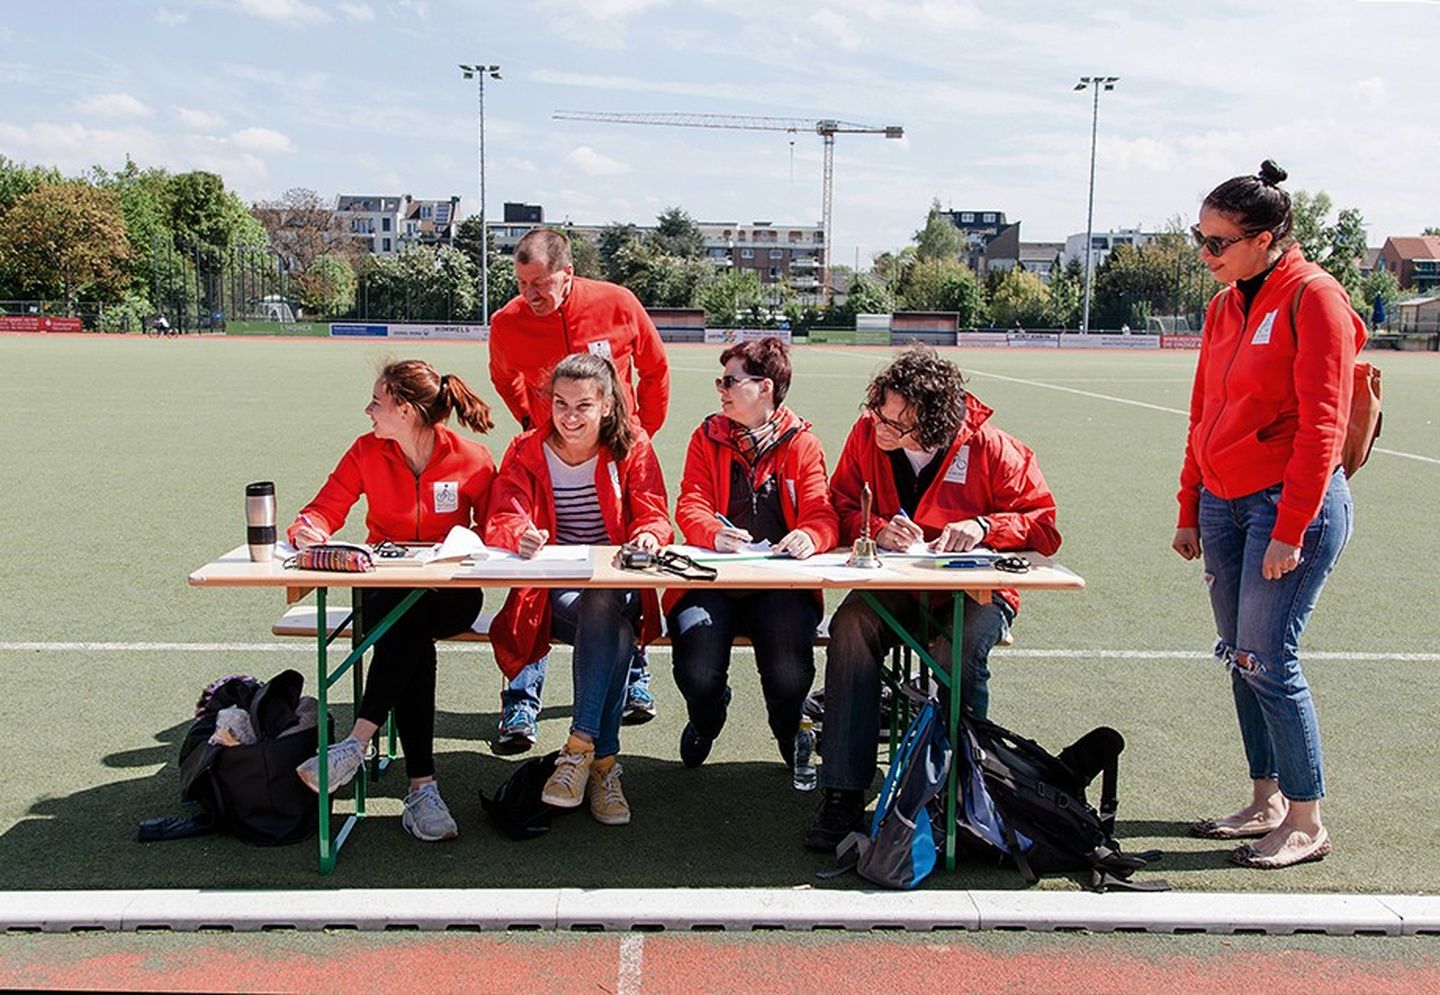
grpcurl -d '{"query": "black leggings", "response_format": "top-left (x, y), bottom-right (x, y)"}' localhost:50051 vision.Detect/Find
top-left (357, 587), bottom-right (483, 780)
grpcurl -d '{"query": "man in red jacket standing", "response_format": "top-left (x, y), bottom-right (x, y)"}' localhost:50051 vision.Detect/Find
top-left (805, 346), bottom-right (1062, 852)
top-left (488, 228), bottom-right (672, 748)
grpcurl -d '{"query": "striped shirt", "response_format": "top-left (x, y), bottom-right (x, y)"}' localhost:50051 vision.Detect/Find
top-left (544, 446), bottom-right (608, 545)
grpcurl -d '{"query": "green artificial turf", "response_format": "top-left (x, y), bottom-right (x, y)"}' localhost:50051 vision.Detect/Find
top-left (0, 335), bottom-right (1436, 893)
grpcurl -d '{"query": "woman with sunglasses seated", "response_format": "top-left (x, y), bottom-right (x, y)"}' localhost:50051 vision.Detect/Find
top-left (1175, 161), bottom-right (1363, 870)
top-left (486, 353), bottom-right (672, 826)
top-left (289, 359), bottom-right (496, 843)
top-left (805, 345), bottom-right (1061, 853)
top-left (667, 337), bottom-right (839, 770)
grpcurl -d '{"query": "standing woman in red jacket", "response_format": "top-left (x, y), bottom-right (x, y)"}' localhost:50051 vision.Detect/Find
top-left (486, 353), bottom-right (673, 826)
top-left (1176, 161), bottom-right (1363, 869)
top-left (289, 360), bottom-right (496, 843)
top-left (668, 337), bottom-right (839, 769)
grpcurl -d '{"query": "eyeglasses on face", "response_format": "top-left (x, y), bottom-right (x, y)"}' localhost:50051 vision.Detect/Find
top-left (1189, 224), bottom-right (1263, 257)
top-left (869, 407), bottom-right (917, 438)
top-left (715, 375), bottom-right (765, 390)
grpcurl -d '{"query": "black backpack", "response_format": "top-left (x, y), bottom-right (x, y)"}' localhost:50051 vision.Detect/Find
top-left (174, 670), bottom-right (330, 846)
top-left (480, 751), bottom-right (566, 840)
top-left (957, 715), bottom-right (1168, 892)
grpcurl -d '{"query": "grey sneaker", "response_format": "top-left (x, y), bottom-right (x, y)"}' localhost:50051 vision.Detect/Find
top-left (295, 736), bottom-right (365, 795)
top-left (402, 782), bottom-right (459, 842)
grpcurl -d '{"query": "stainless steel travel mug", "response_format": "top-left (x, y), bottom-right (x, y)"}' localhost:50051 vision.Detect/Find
top-left (246, 481), bottom-right (277, 562)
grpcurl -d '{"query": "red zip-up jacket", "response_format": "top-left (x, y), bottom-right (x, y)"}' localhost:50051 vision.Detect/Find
top-left (483, 426), bottom-right (674, 677)
top-left (287, 424), bottom-right (495, 545)
top-left (1177, 246), bottom-right (1366, 546)
top-left (488, 277), bottom-right (670, 437)
top-left (666, 407), bottom-right (839, 616)
top-left (830, 394), bottom-right (1061, 613)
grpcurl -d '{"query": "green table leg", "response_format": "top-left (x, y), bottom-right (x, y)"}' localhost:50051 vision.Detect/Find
top-left (946, 593), bottom-right (964, 872)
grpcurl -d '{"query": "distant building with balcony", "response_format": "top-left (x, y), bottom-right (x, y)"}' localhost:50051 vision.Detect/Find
top-left (1062, 227), bottom-right (1158, 271)
top-left (1377, 236), bottom-right (1440, 291)
top-left (944, 209), bottom-right (1020, 274)
top-left (335, 194), bottom-right (462, 255)
top-left (1017, 242), bottom-right (1066, 282)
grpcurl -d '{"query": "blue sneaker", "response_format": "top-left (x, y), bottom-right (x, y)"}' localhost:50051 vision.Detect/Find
top-left (496, 702), bottom-right (538, 754)
top-left (622, 681), bottom-right (657, 725)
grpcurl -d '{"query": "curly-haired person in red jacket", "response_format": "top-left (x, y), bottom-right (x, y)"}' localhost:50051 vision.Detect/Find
top-left (289, 360), bottom-right (497, 843)
top-left (667, 337), bottom-right (839, 771)
top-left (805, 346), bottom-right (1061, 852)
top-left (1176, 161), bottom-right (1364, 870)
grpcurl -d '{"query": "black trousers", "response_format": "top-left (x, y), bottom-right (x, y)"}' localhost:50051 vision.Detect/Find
top-left (357, 587), bottom-right (484, 780)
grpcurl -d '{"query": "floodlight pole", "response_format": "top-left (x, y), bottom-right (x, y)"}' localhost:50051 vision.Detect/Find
top-left (1075, 75), bottom-right (1118, 332)
top-left (461, 63), bottom-right (501, 326)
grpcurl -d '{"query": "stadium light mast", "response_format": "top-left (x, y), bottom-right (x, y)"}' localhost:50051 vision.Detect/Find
top-left (1074, 75), bottom-right (1118, 332)
top-left (460, 63), bottom-right (501, 325)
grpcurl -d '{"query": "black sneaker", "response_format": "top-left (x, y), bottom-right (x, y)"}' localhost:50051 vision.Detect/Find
top-left (804, 788), bottom-right (867, 852)
top-left (679, 722), bottom-right (714, 768)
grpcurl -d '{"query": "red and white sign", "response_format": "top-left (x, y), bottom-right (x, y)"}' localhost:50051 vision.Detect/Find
top-left (1161, 334), bottom-right (1203, 350)
top-left (703, 327), bottom-right (793, 345)
top-left (0, 315), bottom-right (83, 332)
top-left (1058, 333), bottom-right (1161, 350)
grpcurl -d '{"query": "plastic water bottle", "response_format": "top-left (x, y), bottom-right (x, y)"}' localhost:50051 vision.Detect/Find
top-left (793, 716), bottom-right (818, 791)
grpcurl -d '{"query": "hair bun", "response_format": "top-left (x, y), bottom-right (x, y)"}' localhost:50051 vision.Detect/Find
top-left (1257, 159), bottom-right (1288, 186)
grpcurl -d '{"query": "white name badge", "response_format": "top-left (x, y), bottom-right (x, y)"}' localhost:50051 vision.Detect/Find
top-left (608, 462), bottom-right (622, 501)
top-left (587, 339), bottom-right (613, 360)
top-left (433, 481), bottom-right (459, 513)
top-left (1251, 310), bottom-right (1277, 346)
top-left (944, 445), bottom-right (971, 485)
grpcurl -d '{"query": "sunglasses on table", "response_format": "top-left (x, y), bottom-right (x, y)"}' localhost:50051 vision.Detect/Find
top-left (1189, 225), bottom-right (1265, 257)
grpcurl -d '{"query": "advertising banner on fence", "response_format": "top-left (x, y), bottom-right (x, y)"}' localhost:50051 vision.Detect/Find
top-left (330, 323), bottom-right (389, 338)
top-left (0, 315), bottom-right (84, 332)
top-left (702, 327), bottom-right (793, 345)
top-left (1161, 334), bottom-right (1204, 350)
top-left (1006, 331), bottom-right (1061, 348)
top-left (1058, 333), bottom-right (1161, 350)
top-left (388, 323), bottom-right (489, 341)
top-left (954, 332), bottom-right (1010, 347)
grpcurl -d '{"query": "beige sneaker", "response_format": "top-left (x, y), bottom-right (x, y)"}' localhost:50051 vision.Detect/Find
top-left (586, 760), bottom-right (631, 826)
top-left (542, 747), bottom-right (592, 808)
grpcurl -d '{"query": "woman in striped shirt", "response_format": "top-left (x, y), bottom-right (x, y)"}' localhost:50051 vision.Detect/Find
top-left (486, 353), bottom-right (673, 825)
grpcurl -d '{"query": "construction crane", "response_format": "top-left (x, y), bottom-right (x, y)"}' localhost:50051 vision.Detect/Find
top-left (552, 110), bottom-right (904, 303)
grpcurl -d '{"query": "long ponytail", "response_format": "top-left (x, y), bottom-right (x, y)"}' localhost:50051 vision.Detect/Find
top-left (378, 359), bottom-right (493, 434)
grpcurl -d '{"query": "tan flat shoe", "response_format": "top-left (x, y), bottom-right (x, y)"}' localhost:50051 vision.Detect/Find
top-left (1189, 814), bottom-right (1281, 840)
top-left (1230, 828), bottom-right (1332, 869)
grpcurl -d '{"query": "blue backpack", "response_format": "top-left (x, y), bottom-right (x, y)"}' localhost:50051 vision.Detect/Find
top-left (829, 693), bottom-right (951, 890)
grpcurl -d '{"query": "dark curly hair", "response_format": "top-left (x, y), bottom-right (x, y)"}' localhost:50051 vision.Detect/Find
top-left (864, 345), bottom-right (967, 451)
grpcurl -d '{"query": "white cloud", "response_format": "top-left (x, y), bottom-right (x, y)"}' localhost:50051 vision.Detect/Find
top-left (176, 107), bottom-right (224, 129)
top-left (232, 0), bottom-right (329, 25)
top-left (231, 127), bottom-right (295, 153)
top-left (75, 92), bottom-right (153, 118)
top-left (566, 145), bottom-right (629, 176)
top-left (337, 1), bottom-right (374, 20)
top-left (154, 8), bottom-right (189, 26)
top-left (395, 0), bottom-right (429, 18)
top-left (1354, 76), bottom-right (1388, 109)
top-left (809, 10), bottom-right (862, 50)
top-left (564, 0), bottom-right (668, 16)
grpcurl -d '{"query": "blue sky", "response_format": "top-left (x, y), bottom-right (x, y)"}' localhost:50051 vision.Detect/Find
top-left (1, 0), bottom-right (1434, 264)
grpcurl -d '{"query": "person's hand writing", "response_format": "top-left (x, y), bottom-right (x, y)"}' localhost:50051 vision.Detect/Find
top-left (1172, 527), bottom-right (1201, 560)
top-left (518, 526), bottom-right (549, 558)
top-left (714, 526), bottom-right (753, 553)
top-left (290, 516), bottom-right (330, 550)
top-left (774, 528), bottom-right (816, 559)
top-left (1261, 538), bottom-right (1301, 580)
top-left (876, 514), bottom-right (924, 551)
top-left (932, 518), bottom-right (987, 553)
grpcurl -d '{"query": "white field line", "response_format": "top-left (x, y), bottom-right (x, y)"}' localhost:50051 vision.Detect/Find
top-left (810, 348), bottom-right (1439, 466)
top-left (0, 642), bottom-right (1435, 661)
top-left (617, 933), bottom-right (644, 995)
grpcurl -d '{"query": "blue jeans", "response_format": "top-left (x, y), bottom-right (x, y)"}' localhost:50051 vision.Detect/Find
top-left (545, 587), bottom-right (641, 758)
top-left (1198, 470), bottom-right (1353, 802)
top-left (819, 589), bottom-right (1013, 792)
top-left (502, 646), bottom-right (649, 715)
top-left (668, 589), bottom-right (822, 745)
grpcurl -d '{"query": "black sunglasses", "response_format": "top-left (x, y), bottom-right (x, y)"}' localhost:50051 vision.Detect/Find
top-left (715, 375), bottom-right (765, 390)
top-left (1189, 224), bottom-right (1264, 257)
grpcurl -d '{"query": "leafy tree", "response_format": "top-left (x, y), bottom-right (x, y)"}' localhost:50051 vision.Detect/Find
top-left (989, 267), bottom-right (1051, 328)
top-left (598, 222), bottom-right (643, 283)
top-left (913, 199), bottom-right (962, 261)
top-left (1047, 256), bottom-right (1083, 329)
top-left (699, 269), bottom-right (764, 326)
top-left (0, 181), bottom-right (132, 306)
top-left (362, 245), bottom-right (477, 321)
top-left (89, 157), bottom-right (172, 303)
top-left (252, 188), bottom-right (359, 273)
top-left (1423, 226), bottom-right (1440, 237)
top-left (647, 207), bottom-right (704, 259)
top-left (567, 229), bottom-right (602, 278)
top-left (1358, 268), bottom-right (1401, 327)
top-left (297, 253), bottom-right (357, 316)
top-left (486, 253), bottom-right (517, 319)
top-left (0, 155), bottom-right (61, 214)
top-left (897, 257), bottom-right (986, 326)
top-left (836, 274), bottom-right (894, 326)
top-left (1091, 243), bottom-right (1177, 330)
top-left (1289, 190), bottom-right (1367, 304)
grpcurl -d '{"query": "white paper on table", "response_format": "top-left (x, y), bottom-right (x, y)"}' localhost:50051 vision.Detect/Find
top-left (668, 540), bottom-right (774, 560)
top-left (748, 551), bottom-right (908, 583)
top-left (430, 526), bottom-right (489, 563)
top-left (453, 544), bottom-right (593, 579)
top-left (893, 541), bottom-right (1003, 560)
